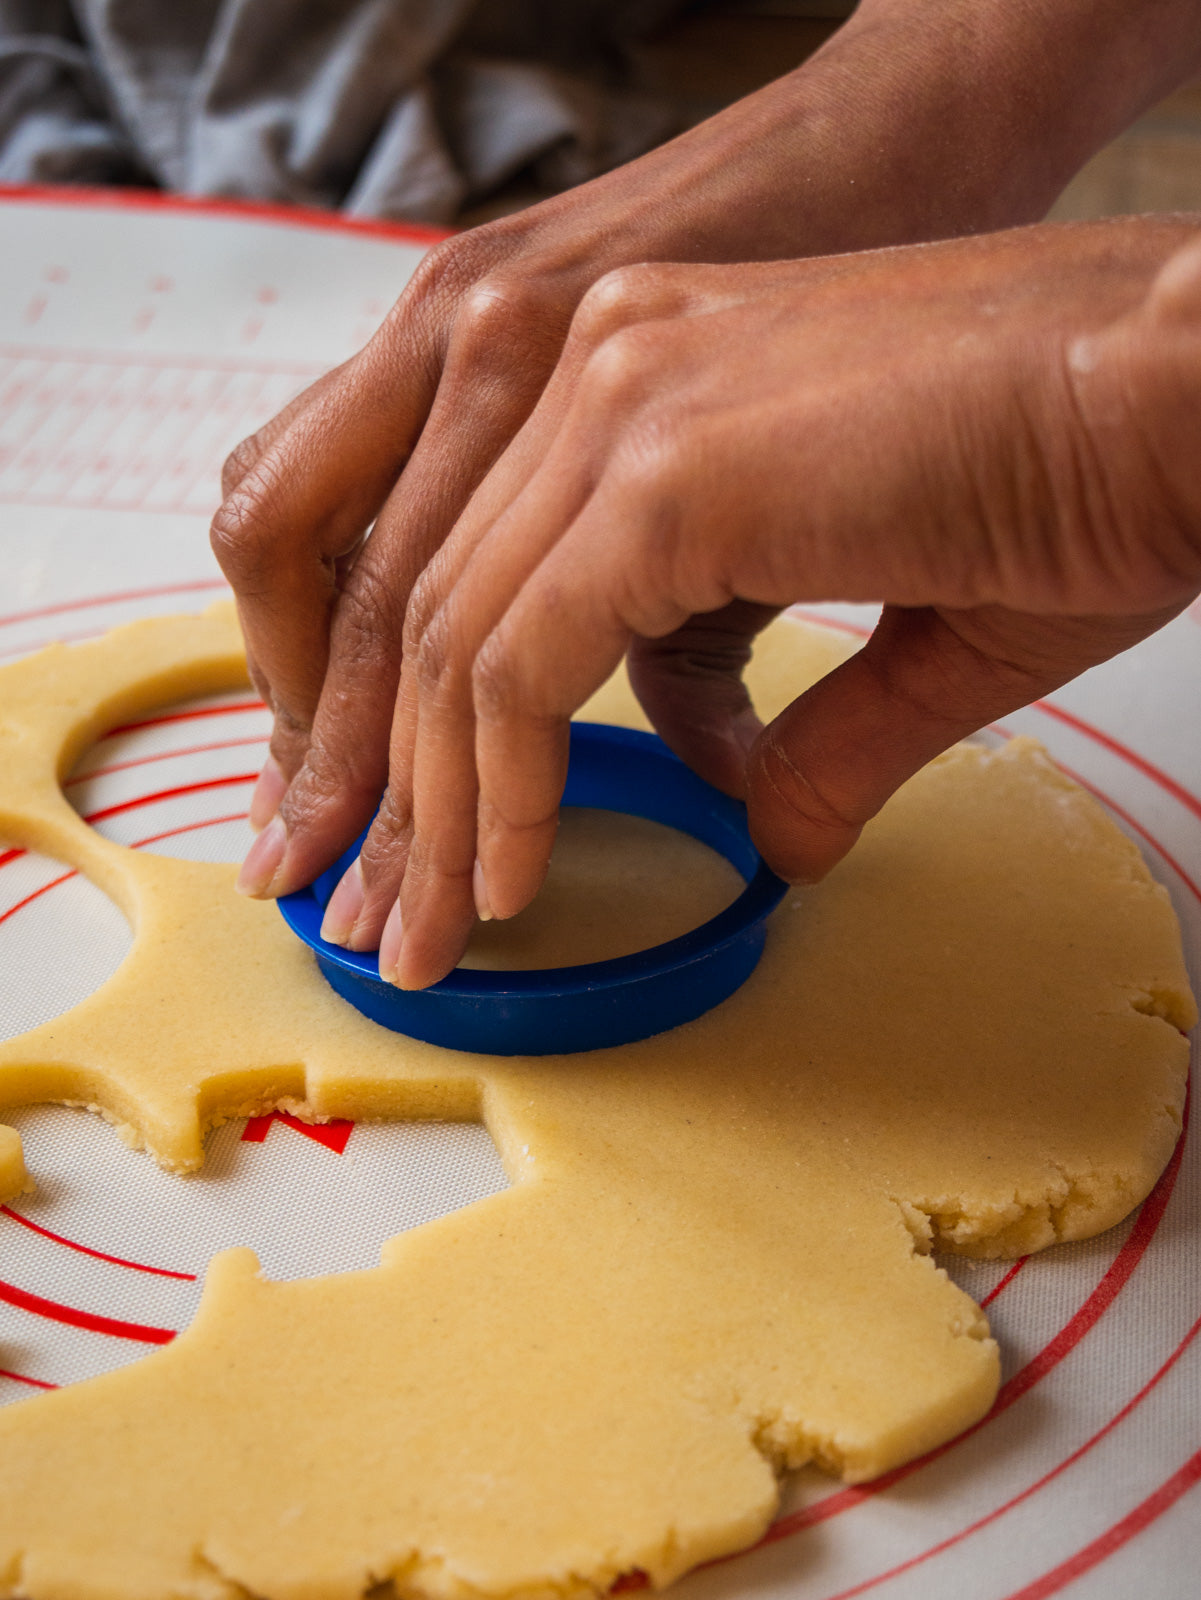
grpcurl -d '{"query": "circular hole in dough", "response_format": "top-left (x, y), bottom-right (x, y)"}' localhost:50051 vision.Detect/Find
top-left (65, 690), bottom-right (270, 862)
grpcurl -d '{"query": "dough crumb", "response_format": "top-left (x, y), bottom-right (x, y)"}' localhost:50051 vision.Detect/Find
top-left (0, 1124), bottom-right (31, 1203)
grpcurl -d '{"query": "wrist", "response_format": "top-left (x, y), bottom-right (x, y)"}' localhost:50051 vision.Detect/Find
top-left (525, 0), bottom-right (1201, 266)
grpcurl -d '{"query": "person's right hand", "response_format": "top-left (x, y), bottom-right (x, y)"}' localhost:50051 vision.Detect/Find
top-left (350, 217), bottom-right (1201, 988)
top-left (211, 0), bottom-right (1201, 907)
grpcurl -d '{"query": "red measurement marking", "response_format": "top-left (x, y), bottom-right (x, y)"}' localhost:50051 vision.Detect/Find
top-left (1001, 1446), bottom-right (1201, 1600)
top-left (83, 772), bottom-right (258, 826)
top-left (0, 1278), bottom-right (175, 1345)
top-left (763, 1104), bottom-right (1189, 1540)
top-left (22, 294), bottom-right (47, 326)
top-left (980, 1256), bottom-right (1029, 1309)
top-left (54, 363), bottom-right (147, 501)
top-left (0, 342), bottom-right (323, 378)
top-left (129, 810), bottom-right (247, 851)
top-left (1, 1205), bottom-right (195, 1280)
top-left (242, 1111), bottom-right (354, 1155)
top-left (66, 736), bottom-right (267, 786)
top-left (0, 181), bottom-right (451, 247)
top-left (0, 576), bottom-right (227, 631)
top-left (1052, 758), bottom-right (1201, 904)
top-left (0, 625), bottom-right (110, 660)
top-left (0, 1367), bottom-right (58, 1391)
top-left (0, 867), bottom-right (76, 925)
top-left (2, 801), bottom-right (253, 921)
top-left (1, 801), bottom-right (252, 926)
top-left (1033, 699), bottom-right (1201, 826)
top-left (605, 1114), bottom-right (1196, 1598)
top-left (106, 699), bottom-right (263, 736)
top-left (808, 1312), bottom-right (1201, 1600)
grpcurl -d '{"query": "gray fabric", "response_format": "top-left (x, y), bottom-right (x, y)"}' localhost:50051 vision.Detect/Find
top-left (0, 0), bottom-right (685, 221)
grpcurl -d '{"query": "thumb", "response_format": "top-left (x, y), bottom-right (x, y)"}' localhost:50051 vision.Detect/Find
top-left (745, 605), bottom-right (1126, 884)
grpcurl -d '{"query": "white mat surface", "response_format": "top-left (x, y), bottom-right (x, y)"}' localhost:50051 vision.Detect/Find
top-left (0, 187), bottom-right (1198, 1600)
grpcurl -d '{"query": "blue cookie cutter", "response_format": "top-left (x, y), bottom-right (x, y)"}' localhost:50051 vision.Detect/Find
top-left (278, 722), bottom-right (788, 1056)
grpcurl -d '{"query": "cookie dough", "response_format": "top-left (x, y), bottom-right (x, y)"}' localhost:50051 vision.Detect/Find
top-left (0, 1123), bottom-right (30, 1204)
top-left (460, 807), bottom-right (742, 969)
top-left (0, 606), bottom-right (1193, 1600)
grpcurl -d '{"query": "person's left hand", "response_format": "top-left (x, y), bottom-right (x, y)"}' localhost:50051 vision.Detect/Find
top-left (316, 219), bottom-right (1201, 989)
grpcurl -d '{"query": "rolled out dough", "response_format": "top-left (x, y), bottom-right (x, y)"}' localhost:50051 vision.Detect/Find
top-left (0, 605), bottom-right (1193, 1600)
top-left (459, 807), bottom-right (742, 970)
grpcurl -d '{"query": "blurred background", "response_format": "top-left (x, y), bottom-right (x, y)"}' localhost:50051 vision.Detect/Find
top-left (2, 0), bottom-right (1199, 231)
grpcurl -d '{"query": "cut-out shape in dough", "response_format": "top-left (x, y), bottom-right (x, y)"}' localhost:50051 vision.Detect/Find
top-left (0, 605), bottom-right (1193, 1600)
top-left (64, 688), bottom-right (269, 864)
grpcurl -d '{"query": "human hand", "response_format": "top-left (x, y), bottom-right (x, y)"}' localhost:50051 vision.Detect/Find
top-left (211, 0), bottom-right (1201, 913)
top-left (342, 218), bottom-right (1201, 987)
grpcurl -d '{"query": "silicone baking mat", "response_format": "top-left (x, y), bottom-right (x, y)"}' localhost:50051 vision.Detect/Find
top-left (0, 188), bottom-right (1198, 1600)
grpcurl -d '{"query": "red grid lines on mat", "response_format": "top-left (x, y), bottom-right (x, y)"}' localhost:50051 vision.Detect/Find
top-left (0, 348), bottom-right (321, 516)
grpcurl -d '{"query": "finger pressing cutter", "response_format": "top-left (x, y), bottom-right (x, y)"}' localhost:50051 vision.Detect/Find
top-left (279, 723), bottom-right (788, 1056)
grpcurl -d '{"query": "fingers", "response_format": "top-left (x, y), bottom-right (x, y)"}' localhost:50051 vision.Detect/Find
top-left (626, 601), bottom-right (780, 798)
top-left (470, 479), bottom-right (716, 932)
top-left (744, 603), bottom-right (1161, 883)
top-left (213, 338), bottom-right (439, 821)
top-left (255, 271), bottom-right (589, 909)
top-left (365, 412), bottom-right (607, 987)
top-left (314, 266), bottom-right (727, 975)
top-left (219, 363), bottom-right (349, 501)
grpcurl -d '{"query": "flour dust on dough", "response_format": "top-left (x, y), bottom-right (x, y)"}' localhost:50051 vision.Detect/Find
top-left (0, 605), bottom-right (1193, 1600)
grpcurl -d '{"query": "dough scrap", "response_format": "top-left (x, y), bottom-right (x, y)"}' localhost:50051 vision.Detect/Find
top-left (0, 1123), bottom-right (30, 1203)
top-left (0, 605), bottom-right (1193, 1600)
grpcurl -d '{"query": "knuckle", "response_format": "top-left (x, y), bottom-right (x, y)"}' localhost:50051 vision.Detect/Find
top-left (458, 274), bottom-right (545, 350)
top-left (333, 564), bottom-right (406, 668)
top-left (754, 732), bottom-right (864, 837)
top-left (413, 607), bottom-right (456, 695)
top-left (471, 634), bottom-right (517, 723)
top-left (269, 701), bottom-right (313, 751)
top-left (208, 491), bottom-right (270, 587)
top-left (401, 234), bottom-right (488, 306)
top-left (360, 786), bottom-right (412, 870)
top-left (208, 457), bottom-right (290, 590)
top-left (574, 264), bottom-right (665, 344)
top-left (402, 570), bottom-right (444, 658)
top-left (282, 740), bottom-right (353, 816)
top-left (584, 322), bottom-right (664, 408)
top-left (220, 432), bottom-right (264, 497)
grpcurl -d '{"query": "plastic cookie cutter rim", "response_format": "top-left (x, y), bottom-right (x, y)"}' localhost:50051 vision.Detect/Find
top-left (279, 722), bottom-right (789, 1055)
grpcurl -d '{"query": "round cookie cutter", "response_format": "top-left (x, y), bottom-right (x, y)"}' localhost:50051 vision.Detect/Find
top-left (279, 723), bottom-right (788, 1056)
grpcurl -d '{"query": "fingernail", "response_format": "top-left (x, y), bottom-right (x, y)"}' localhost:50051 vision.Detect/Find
top-left (236, 815), bottom-right (286, 897)
top-left (320, 857), bottom-right (364, 946)
top-left (472, 859), bottom-right (493, 921)
top-left (248, 756), bottom-right (287, 831)
top-left (378, 900), bottom-right (404, 984)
